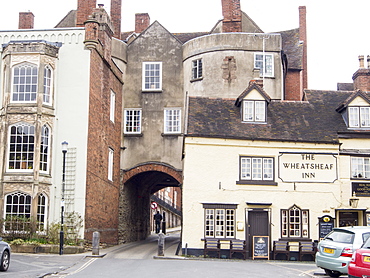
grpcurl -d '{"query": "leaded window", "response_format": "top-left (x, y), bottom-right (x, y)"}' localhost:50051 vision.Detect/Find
top-left (43, 66), bottom-right (52, 104)
top-left (12, 63), bottom-right (38, 102)
top-left (40, 125), bottom-right (50, 173)
top-left (204, 205), bottom-right (236, 238)
top-left (37, 193), bottom-right (47, 231)
top-left (8, 123), bottom-right (35, 171)
top-left (281, 205), bottom-right (309, 238)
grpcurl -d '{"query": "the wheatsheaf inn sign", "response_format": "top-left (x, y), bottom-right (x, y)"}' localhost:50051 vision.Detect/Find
top-left (278, 152), bottom-right (338, 183)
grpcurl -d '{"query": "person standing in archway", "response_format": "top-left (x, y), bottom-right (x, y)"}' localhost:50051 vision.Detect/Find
top-left (154, 211), bottom-right (162, 233)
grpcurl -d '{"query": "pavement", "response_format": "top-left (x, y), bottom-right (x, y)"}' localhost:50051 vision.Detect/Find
top-left (6, 227), bottom-right (334, 278)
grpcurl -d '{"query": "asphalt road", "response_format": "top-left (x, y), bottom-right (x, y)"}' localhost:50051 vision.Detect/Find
top-left (2, 230), bottom-right (348, 278)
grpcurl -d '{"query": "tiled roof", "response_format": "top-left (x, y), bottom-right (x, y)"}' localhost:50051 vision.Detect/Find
top-left (280, 28), bottom-right (303, 70)
top-left (187, 90), bottom-right (366, 143)
top-left (172, 32), bottom-right (210, 44)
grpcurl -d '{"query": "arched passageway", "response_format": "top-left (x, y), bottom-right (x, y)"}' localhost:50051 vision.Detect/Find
top-left (119, 162), bottom-right (182, 243)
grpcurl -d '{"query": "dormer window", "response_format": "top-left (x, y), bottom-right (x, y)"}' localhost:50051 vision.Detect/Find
top-left (349, 106), bottom-right (370, 128)
top-left (243, 100), bottom-right (266, 122)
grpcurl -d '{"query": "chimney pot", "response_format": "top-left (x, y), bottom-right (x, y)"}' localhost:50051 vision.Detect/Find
top-left (359, 55), bottom-right (365, 68)
top-left (98, 3), bottom-right (104, 8)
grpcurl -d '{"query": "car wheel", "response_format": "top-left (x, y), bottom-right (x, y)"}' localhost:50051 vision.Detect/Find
top-left (324, 269), bottom-right (342, 277)
top-left (0, 250), bottom-right (10, 271)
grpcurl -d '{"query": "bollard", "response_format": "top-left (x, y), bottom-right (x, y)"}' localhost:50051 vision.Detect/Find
top-left (158, 233), bottom-right (165, 256)
top-left (92, 231), bottom-right (100, 256)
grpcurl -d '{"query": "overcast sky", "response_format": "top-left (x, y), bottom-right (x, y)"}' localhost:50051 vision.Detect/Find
top-left (1, 0), bottom-right (369, 90)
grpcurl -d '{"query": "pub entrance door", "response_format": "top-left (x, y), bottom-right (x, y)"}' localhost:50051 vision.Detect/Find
top-left (246, 208), bottom-right (270, 259)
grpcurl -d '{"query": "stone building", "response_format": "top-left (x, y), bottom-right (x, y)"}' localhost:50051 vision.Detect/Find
top-left (0, 0), bottom-right (311, 245)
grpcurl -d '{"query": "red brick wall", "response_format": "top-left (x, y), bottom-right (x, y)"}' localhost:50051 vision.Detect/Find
top-left (221, 0), bottom-right (242, 32)
top-left (76, 0), bottom-right (96, 27)
top-left (135, 13), bottom-right (150, 33)
top-left (18, 12), bottom-right (34, 29)
top-left (84, 18), bottom-right (123, 244)
top-left (285, 70), bottom-right (303, 101)
top-left (110, 0), bottom-right (122, 39)
top-left (353, 69), bottom-right (370, 91)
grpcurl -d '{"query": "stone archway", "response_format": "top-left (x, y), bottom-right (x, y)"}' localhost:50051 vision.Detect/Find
top-left (119, 162), bottom-right (182, 243)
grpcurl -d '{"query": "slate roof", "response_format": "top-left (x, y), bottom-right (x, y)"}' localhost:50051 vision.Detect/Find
top-left (187, 90), bottom-right (370, 144)
top-left (280, 28), bottom-right (303, 70)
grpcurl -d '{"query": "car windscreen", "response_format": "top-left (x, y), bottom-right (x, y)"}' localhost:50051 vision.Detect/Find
top-left (363, 233), bottom-right (370, 248)
top-left (324, 230), bottom-right (354, 244)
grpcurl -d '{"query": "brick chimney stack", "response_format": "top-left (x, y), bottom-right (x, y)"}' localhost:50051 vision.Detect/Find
top-left (18, 12), bottom-right (34, 29)
top-left (353, 55), bottom-right (370, 91)
top-left (77, 0), bottom-right (97, 27)
top-left (299, 6), bottom-right (308, 91)
top-left (135, 13), bottom-right (150, 33)
top-left (110, 0), bottom-right (122, 39)
top-left (221, 0), bottom-right (242, 33)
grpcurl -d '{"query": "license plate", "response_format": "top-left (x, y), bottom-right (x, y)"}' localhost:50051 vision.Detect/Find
top-left (364, 256), bottom-right (370, 262)
top-left (323, 247), bottom-right (335, 254)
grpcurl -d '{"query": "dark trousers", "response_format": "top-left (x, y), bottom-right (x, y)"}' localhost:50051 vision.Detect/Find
top-left (155, 221), bottom-right (161, 233)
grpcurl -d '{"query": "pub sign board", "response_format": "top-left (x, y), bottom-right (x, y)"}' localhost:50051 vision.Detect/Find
top-left (318, 215), bottom-right (335, 240)
top-left (278, 152), bottom-right (338, 183)
top-left (352, 182), bottom-right (370, 197)
top-left (253, 236), bottom-right (269, 260)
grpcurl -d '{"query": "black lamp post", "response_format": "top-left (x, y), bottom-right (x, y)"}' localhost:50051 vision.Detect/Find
top-left (60, 141), bottom-right (68, 255)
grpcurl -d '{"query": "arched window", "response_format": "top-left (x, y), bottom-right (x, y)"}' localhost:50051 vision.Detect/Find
top-left (40, 125), bottom-right (50, 173)
top-left (43, 66), bottom-right (52, 105)
top-left (4, 192), bottom-right (32, 231)
top-left (11, 63), bottom-right (38, 102)
top-left (37, 193), bottom-right (47, 231)
top-left (281, 205), bottom-right (309, 238)
top-left (8, 123), bottom-right (35, 171)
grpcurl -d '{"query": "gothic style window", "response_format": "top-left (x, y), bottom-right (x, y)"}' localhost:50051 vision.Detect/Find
top-left (37, 193), bottom-right (47, 231)
top-left (43, 66), bottom-right (52, 105)
top-left (12, 63), bottom-right (38, 102)
top-left (124, 109), bottom-right (142, 134)
top-left (142, 62), bottom-right (162, 91)
top-left (164, 109), bottom-right (181, 134)
top-left (4, 192), bottom-right (32, 231)
top-left (281, 205), bottom-right (309, 238)
top-left (40, 125), bottom-right (50, 173)
top-left (8, 123), bottom-right (35, 171)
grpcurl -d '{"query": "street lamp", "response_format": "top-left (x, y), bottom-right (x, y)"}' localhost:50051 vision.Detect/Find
top-left (349, 192), bottom-right (359, 208)
top-left (60, 141), bottom-right (68, 255)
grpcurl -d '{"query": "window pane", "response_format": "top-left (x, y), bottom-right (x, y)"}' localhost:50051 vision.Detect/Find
top-left (124, 110), bottom-right (141, 133)
top-left (143, 62), bottom-right (161, 90)
top-left (164, 109), bottom-right (181, 133)
top-left (349, 107), bottom-right (359, 127)
top-left (12, 63), bottom-right (38, 103)
top-left (360, 107), bottom-right (370, 127)
top-left (252, 158), bottom-right (262, 180)
top-left (263, 158), bottom-right (273, 180)
top-left (243, 101), bottom-right (254, 121)
top-left (215, 209), bottom-right (224, 237)
top-left (241, 158), bottom-right (251, 180)
top-left (255, 101), bottom-right (266, 122)
top-left (39, 125), bottom-right (49, 172)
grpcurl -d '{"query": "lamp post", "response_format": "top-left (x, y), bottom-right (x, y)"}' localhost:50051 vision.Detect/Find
top-left (60, 141), bottom-right (68, 255)
top-left (349, 192), bottom-right (359, 208)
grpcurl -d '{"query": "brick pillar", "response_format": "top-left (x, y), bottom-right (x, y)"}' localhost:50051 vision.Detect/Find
top-left (76, 0), bottom-right (96, 27)
top-left (110, 0), bottom-right (122, 39)
top-left (18, 12), bottom-right (34, 29)
top-left (299, 6), bottom-right (308, 90)
top-left (135, 13), bottom-right (150, 33)
top-left (221, 0), bottom-right (242, 33)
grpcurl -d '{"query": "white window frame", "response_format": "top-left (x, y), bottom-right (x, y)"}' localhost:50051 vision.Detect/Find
top-left (142, 62), bottom-right (162, 91)
top-left (124, 109), bottom-right (142, 134)
top-left (43, 65), bottom-right (53, 105)
top-left (4, 191), bottom-right (32, 231)
top-left (110, 90), bottom-right (116, 123)
top-left (164, 108), bottom-right (181, 134)
top-left (192, 58), bottom-right (203, 80)
top-left (240, 156), bottom-right (274, 181)
top-left (108, 148), bottom-right (114, 181)
top-left (205, 208), bottom-right (235, 239)
top-left (40, 125), bottom-right (50, 173)
top-left (37, 193), bottom-right (48, 231)
top-left (254, 53), bottom-right (274, 77)
top-left (243, 100), bottom-right (266, 122)
top-left (281, 205), bottom-right (309, 238)
top-left (351, 157), bottom-right (370, 179)
top-left (11, 62), bottom-right (38, 103)
top-left (8, 122), bottom-right (35, 172)
top-left (348, 106), bottom-right (370, 128)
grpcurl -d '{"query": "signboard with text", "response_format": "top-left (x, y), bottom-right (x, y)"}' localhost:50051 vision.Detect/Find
top-left (253, 236), bottom-right (269, 260)
top-left (352, 183), bottom-right (370, 197)
top-left (278, 153), bottom-right (337, 183)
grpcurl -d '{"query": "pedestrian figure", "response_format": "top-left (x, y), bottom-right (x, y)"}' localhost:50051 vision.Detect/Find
top-left (154, 211), bottom-right (162, 233)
